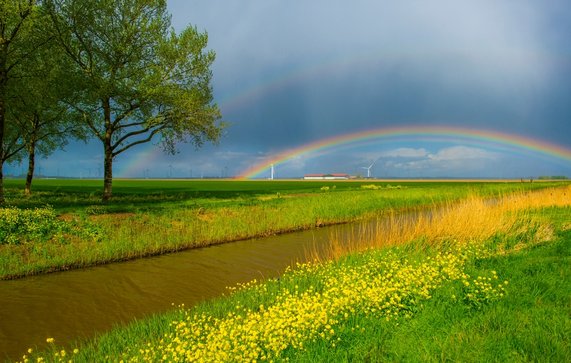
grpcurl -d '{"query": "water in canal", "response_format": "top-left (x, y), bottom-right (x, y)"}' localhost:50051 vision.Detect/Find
top-left (0, 213), bottom-right (419, 361)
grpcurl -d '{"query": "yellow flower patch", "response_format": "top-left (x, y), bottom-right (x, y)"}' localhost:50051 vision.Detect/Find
top-left (120, 247), bottom-right (476, 362)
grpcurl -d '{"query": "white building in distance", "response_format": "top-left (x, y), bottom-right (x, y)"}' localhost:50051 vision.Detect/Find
top-left (303, 173), bottom-right (350, 180)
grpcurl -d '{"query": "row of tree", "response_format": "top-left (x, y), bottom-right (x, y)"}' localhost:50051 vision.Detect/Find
top-left (0, 0), bottom-right (223, 203)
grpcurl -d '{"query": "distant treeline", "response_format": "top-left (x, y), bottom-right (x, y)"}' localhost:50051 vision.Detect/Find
top-left (538, 176), bottom-right (569, 180)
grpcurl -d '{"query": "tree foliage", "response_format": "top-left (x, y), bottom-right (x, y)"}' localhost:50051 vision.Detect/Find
top-left (7, 24), bottom-right (85, 194)
top-left (46, 0), bottom-right (223, 200)
top-left (0, 0), bottom-right (44, 203)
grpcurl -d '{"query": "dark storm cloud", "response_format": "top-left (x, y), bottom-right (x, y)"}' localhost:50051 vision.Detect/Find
top-left (167, 0), bottom-right (571, 150)
top-left (34, 1), bottom-right (569, 178)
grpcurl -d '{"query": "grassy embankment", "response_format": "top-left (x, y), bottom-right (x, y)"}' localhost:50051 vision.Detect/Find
top-left (18, 185), bottom-right (571, 362)
top-left (2, 179), bottom-right (564, 279)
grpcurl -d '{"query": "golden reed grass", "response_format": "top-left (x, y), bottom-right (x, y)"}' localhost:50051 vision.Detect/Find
top-left (309, 185), bottom-right (571, 261)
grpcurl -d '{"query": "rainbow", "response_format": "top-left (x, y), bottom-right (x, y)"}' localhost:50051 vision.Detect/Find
top-left (237, 126), bottom-right (571, 179)
top-left (116, 55), bottom-right (373, 178)
top-left (218, 52), bottom-right (381, 113)
top-left (117, 143), bottom-right (164, 178)
top-left (115, 48), bottom-right (568, 179)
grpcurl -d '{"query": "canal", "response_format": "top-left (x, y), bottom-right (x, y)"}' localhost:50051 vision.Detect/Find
top-left (1, 215), bottom-right (400, 361)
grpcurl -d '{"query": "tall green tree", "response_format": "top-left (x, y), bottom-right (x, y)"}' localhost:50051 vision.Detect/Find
top-left (8, 40), bottom-right (84, 195)
top-left (47, 0), bottom-right (223, 201)
top-left (0, 0), bottom-right (43, 204)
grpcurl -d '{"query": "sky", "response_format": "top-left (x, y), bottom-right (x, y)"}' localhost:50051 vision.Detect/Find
top-left (7, 0), bottom-right (571, 179)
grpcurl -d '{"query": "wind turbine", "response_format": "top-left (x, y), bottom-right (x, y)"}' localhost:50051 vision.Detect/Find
top-left (361, 160), bottom-right (376, 178)
top-left (270, 164), bottom-right (275, 180)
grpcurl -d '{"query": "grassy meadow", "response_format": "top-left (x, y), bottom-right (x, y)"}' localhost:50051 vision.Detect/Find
top-left (16, 185), bottom-right (571, 362)
top-left (2, 178), bottom-right (565, 279)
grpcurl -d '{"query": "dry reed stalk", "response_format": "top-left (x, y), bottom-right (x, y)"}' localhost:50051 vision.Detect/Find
top-left (309, 186), bottom-right (571, 262)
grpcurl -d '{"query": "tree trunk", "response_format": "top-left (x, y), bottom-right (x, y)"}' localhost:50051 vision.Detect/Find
top-left (0, 161), bottom-right (4, 205)
top-left (103, 145), bottom-right (113, 202)
top-left (102, 98), bottom-right (113, 202)
top-left (25, 141), bottom-right (36, 196)
top-left (0, 67), bottom-right (6, 205)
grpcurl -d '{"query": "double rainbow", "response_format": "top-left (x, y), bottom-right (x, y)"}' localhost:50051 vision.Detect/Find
top-left (237, 126), bottom-right (571, 179)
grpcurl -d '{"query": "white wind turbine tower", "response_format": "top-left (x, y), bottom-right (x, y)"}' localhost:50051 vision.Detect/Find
top-left (270, 164), bottom-right (275, 180)
top-left (361, 160), bottom-right (376, 178)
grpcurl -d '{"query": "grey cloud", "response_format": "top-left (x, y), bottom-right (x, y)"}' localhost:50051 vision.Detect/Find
top-left (393, 146), bottom-right (500, 172)
top-left (427, 146), bottom-right (498, 162)
top-left (380, 148), bottom-right (429, 159)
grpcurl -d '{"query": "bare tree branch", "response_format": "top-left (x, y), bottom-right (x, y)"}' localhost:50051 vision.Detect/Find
top-left (112, 124), bottom-right (167, 157)
top-left (112, 102), bottom-right (141, 126)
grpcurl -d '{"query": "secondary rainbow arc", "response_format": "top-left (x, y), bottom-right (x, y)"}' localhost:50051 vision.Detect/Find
top-left (237, 126), bottom-right (571, 179)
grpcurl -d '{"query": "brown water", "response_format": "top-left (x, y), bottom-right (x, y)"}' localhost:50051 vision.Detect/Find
top-left (1, 218), bottom-right (394, 361)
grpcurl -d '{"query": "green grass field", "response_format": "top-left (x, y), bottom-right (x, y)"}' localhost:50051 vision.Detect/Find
top-left (17, 189), bottom-right (570, 362)
top-left (3, 178), bottom-right (561, 210)
top-left (1, 179), bottom-right (567, 279)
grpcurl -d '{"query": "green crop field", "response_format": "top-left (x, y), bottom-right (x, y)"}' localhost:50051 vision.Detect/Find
top-left (1, 179), bottom-right (567, 279)
top-left (4, 178), bottom-right (554, 210)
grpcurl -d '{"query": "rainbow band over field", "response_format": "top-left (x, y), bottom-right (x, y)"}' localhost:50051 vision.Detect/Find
top-left (237, 126), bottom-right (571, 179)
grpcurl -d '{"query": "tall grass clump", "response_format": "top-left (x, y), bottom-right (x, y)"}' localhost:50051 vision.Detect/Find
top-left (312, 186), bottom-right (570, 261)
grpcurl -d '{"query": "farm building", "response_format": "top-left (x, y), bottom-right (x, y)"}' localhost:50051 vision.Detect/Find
top-left (303, 173), bottom-right (350, 180)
